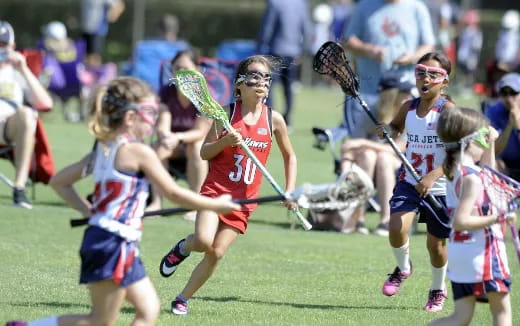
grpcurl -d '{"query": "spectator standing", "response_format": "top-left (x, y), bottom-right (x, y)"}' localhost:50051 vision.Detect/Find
top-left (456, 9), bottom-right (482, 91)
top-left (330, 0), bottom-right (353, 42)
top-left (257, 0), bottom-right (312, 129)
top-left (80, 0), bottom-right (125, 67)
top-left (0, 21), bottom-right (53, 209)
top-left (340, 0), bottom-right (435, 140)
top-left (484, 73), bottom-right (520, 181)
top-left (495, 10), bottom-right (520, 72)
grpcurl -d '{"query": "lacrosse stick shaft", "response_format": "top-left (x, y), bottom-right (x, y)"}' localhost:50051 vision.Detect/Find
top-left (70, 195), bottom-right (288, 227)
top-left (353, 94), bottom-right (443, 211)
top-left (220, 119), bottom-right (312, 231)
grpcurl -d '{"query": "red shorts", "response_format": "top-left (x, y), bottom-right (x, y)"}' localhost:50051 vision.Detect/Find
top-left (218, 210), bottom-right (251, 234)
top-left (201, 185), bottom-right (252, 234)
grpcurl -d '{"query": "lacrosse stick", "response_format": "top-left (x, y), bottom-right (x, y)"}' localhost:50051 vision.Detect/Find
top-left (480, 166), bottom-right (520, 262)
top-left (174, 69), bottom-right (312, 230)
top-left (70, 173), bottom-right (371, 228)
top-left (313, 41), bottom-right (443, 211)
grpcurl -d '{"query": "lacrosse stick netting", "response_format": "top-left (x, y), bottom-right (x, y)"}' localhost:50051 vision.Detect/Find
top-left (480, 166), bottom-right (520, 262)
top-left (313, 41), bottom-right (359, 96)
top-left (175, 69), bottom-right (312, 230)
top-left (303, 163), bottom-right (376, 228)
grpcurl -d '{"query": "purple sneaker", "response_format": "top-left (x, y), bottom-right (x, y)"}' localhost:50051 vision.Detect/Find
top-left (424, 289), bottom-right (447, 312)
top-left (171, 297), bottom-right (188, 315)
top-left (382, 262), bottom-right (413, 296)
top-left (160, 239), bottom-right (189, 278)
top-left (6, 321), bottom-right (27, 326)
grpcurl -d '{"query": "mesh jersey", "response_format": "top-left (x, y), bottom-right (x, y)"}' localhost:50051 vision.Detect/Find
top-left (201, 101), bottom-right (272, 212)
top-left (446, 163), bottom-right (510, 283)
top-left (400, 97), bottom-right (447, 195)
top-left (88, 138), bottom-right (150, 241)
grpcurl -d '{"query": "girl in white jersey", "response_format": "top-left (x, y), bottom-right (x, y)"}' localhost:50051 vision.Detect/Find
top-left (377, 52), bottom-right (456, 312)
top-left (5, 77), bottom-right (239, 326)
top-left (429, 107), bottom-right (514, 326)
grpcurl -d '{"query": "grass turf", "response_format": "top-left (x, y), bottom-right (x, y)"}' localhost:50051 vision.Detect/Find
top-left (0, 85), bottom-right (517, 325)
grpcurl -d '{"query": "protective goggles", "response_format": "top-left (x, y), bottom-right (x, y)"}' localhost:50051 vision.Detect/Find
top-left (414, 64), bottom-right (448, 83)
top-left (444, 127), bottom-right (490, 150)
top-left (235, 70), bottom-right (272, 86)
top-left (135, 99), bottom-right (159, 126)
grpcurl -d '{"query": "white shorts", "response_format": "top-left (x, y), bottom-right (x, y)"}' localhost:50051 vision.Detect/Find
top-left (0, 100), bottom-right (17, 144)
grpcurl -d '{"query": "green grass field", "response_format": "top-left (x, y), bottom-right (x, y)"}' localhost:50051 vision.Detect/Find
top-left (0, 86), bottom-right (517, 325)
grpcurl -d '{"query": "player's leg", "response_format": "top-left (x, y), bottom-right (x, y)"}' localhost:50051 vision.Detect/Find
top-left (159, 210), bottom-right (220, 278)
top-left (172, 224), bottom-right (240, 315)
top-left (125, 277), bottom-right (160, 326)
top-left (373, 151), bottom-right (400, 236)
top-left (488, 291), bottom-right (512, 326)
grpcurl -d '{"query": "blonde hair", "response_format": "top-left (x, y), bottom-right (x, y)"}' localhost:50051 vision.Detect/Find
top-left (88, 77), bottom-right (152, 142)
top-left (436, 107), bottom-right (489, 180)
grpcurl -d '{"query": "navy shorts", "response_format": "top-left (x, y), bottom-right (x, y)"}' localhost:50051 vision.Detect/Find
top-left (389, 181), bottom-right (451, 238)
top-left (451, 278), bottom-right (512, 302)
top-left (79, 226), bottom-right (146, 287)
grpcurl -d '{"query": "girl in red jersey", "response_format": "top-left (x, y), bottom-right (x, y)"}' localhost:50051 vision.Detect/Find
top-left (159, 55), bottom-right (299, 315)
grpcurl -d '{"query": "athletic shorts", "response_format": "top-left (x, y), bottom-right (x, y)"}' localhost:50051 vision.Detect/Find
top-left (219, 210), bottom-right (251, 234)
top-left (79, 226), bottom-right (146, 287)
top-left (451, 278), bottom-right (511, 302)
top-left (389, 180), bottom-right (451, 238)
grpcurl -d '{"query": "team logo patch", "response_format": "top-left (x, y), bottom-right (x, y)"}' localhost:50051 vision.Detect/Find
top-left (426, 122), bottom-right (437, 130)
top-left (257, 127), bottom-right (268, 135)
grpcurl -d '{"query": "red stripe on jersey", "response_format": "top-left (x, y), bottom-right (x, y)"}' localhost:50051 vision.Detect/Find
top-left (431, 107), bottom-right (442, 113)
top-left (113, 243), bottom-right (126, 285)
top-left (114, 178), bottom-right (137, 220)
top-left (483, 228), bottom-right (492, 280)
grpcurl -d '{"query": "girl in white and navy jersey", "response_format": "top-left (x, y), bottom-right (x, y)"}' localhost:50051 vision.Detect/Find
top-left (5, 77), bottom-right (238, 326)
top-left (429, 107), bottom-right (513, 326)
top-left (377, 52), bottom-right (456, 312)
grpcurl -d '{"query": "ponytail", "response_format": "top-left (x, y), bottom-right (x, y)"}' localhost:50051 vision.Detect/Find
top-left (88, 86), bottom-right (115, 142)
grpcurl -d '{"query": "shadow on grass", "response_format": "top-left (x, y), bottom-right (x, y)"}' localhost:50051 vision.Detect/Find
top-left (191, 295), bottom-right (416, 311)
top-left (8, 301), bottom-right (135, 314)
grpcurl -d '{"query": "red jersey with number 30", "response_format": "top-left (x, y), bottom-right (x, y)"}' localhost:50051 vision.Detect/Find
top-left (201, 101), bottom-right (272, 212)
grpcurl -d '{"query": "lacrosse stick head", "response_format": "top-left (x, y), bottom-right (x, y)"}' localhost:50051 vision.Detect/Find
top-left (480, 166), bottom-right (520, 216)
top-left (175, 69), bottom-right (229, 123)
top-left (313, 41), bottom-right (359, 95)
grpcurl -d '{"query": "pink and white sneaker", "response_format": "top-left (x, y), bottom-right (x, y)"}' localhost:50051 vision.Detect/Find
top-left (171, 297), bottom-right (188, 315)
top-left (424, 289), bottom-right (447, 312)
top-left (382, 262), bottom-right (413, 296)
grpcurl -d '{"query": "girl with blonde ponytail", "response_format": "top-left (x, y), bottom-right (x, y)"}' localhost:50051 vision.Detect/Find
top-left (430, 107), bottom-right (515, 326)
top-left (6, 76), bottom-right (239, 326)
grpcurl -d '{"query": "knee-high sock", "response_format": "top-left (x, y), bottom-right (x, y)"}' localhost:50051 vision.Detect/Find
top-left (430, 263), bottom-right (447, 291)
top-left (392, 239), bottom-right (411, 273)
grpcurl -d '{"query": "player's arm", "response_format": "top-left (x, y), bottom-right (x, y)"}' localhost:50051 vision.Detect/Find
top-left (452, 174), bottom-right (497, 231)
top-left (200, 107), bottom-right (241, 160)
top-left (132, 143), bottom-right (238, 213)
top-left (272, 111), bottom-right (297, 193)
top-left (49, 153), bottom-right (92, 216)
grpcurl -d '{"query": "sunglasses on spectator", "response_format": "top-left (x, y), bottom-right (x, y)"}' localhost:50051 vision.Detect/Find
top-left (499, 88), bottom-right (520, 97)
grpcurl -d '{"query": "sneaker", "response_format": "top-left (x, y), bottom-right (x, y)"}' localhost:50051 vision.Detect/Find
top-left (382, 262), bottom-right (413, 296)
top-left (171, 297), bottom-right (188, 315)
top-left (13, 188), bottom-right (32, 209)
top-left (424, 289), bottom-right (447, 312)
top-left (6, 321), bottom-right (27, 326)
top-left (355, 221), bottom-right (369, 235)
top-left (160, 239), bottom-right (189, 277)
top-left (373, 223), bottom-right (389, 237)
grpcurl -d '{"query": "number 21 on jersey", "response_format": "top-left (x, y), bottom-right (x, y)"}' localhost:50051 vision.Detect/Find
top-left (229, 154), bottom-right (257, 185)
